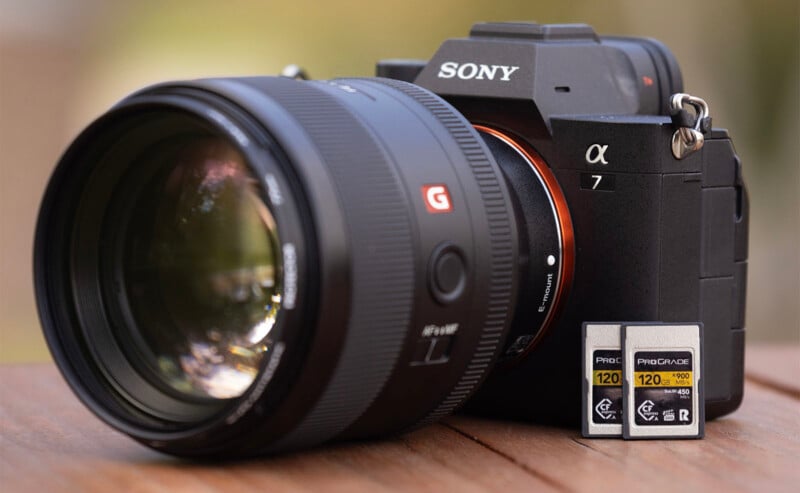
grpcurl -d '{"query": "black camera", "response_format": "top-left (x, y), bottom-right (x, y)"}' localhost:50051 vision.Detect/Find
top-left (34, 22), bottom-right (748, 458)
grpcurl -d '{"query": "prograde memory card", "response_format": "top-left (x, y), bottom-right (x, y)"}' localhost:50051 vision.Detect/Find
top-left (582, 323), bottom-right (623, 437)
top-left (622, 323), bottom-right (704, 439)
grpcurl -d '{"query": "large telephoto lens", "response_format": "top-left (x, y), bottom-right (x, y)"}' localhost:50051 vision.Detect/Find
top-left (34, 76), bottom-right (569, 457)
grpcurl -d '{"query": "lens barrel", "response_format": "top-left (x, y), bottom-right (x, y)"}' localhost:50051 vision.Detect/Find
top-left (35, 76), bottom-right (525, 456)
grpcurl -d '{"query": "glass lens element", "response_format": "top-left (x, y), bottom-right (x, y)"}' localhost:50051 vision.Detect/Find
top-left (123, 137), bottom-right (281, 400)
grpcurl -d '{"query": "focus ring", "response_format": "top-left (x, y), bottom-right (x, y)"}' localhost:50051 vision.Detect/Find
top-left (368, 78), bottom-right (516, 425)
top-left (243, 77), bottom-right (416, 451)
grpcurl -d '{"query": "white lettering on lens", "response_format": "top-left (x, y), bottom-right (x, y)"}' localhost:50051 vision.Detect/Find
top-left (326, 81), bottom-right (358, 94)
top-left (437, 62), bottom-right (520, 82)
top-left (225, 342), bottom-right (285, 424)
top-left (206, 109), bottom-right (249, 147)
top-left (421, 323), bottom-right (459, 337)
top-left (283, 243), bottom-right (297, 309)
top-left (265, 174), bottom-right (283, 206)
top-left (538, 273), bottom-right (554, 313)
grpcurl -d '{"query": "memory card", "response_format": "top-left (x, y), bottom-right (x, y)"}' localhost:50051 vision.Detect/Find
top-left (622, 323), bottom-right (704, 439)
top-left (582, 323), bottom-right (623, 437)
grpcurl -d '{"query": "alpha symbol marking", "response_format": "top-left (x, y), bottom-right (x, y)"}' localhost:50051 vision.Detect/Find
top-left (421, 184), bottom-right (453, 213)
top-left (585, 144), bottom-right (609, 165)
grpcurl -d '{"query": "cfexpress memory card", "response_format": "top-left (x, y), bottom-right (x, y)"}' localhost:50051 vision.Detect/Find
top-left (622, 323), bottom-right (704, 439)
top-left (582, 323), bottom-right (623, 437)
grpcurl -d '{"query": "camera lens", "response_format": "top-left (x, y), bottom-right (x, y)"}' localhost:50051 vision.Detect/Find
top-left (122, 137), bottom-right (282, 400)
top-left (35, 76), bottom-right (568, 457)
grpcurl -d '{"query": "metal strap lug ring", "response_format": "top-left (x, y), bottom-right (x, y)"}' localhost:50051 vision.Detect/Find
top-left (670, 93), bottom-right (710, 160)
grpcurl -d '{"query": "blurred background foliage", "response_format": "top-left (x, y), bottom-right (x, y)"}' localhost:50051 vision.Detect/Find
top-left (1, 0), bottom-right (798, 362)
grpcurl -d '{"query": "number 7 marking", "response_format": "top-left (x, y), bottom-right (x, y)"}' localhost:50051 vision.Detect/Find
top-left (580, 172), bottom-right (614, 191)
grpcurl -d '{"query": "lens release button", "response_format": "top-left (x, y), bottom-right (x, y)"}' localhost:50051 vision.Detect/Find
top-left (429, 246), bottom-right (467, 304)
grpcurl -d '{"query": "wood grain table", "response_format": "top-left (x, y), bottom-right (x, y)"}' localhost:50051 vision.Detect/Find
top-left (1, 344), bottom-right (797, 492)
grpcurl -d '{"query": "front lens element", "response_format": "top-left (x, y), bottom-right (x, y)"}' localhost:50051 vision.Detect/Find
top-left (123, 137), bottom-right (282, 400)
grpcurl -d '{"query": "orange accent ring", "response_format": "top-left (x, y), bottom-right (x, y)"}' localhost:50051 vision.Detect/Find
top-left (474, 125), bottom-right (575, 357)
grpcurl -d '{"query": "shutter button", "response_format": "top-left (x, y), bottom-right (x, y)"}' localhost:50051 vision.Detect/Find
top-left (429, 244), bottom-right (467, 304)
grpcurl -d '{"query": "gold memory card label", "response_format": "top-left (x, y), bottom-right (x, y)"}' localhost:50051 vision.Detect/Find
top-left (633, 351), bottom-right (693, 426)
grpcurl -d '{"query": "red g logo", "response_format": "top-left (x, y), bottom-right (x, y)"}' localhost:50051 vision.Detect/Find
top-left (421, 184), bottom-right (453, 213)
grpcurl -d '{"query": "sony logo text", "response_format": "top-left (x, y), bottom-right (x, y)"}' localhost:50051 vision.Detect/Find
top-left (438, 62), bottom-right (520, 82)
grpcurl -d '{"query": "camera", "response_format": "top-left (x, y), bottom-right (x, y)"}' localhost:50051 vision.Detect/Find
top-left (34, 22), bottom-right (748, 458)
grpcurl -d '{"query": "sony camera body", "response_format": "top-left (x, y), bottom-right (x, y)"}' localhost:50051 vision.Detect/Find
top-left (380, 23), bottom-right (748, 422)
top-left (35, 22), bottom-right (749, 457)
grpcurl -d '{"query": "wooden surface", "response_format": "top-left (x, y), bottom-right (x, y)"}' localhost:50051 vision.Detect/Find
top-left (1, 344), bottom-right (797, 492)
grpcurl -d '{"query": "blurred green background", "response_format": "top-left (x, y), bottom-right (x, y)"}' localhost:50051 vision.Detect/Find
top-left (1, 0), bottom-right (798, 362)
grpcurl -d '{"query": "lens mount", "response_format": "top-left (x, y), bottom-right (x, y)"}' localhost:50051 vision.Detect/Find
top-left (475, 125), bottom-right (575, 361)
